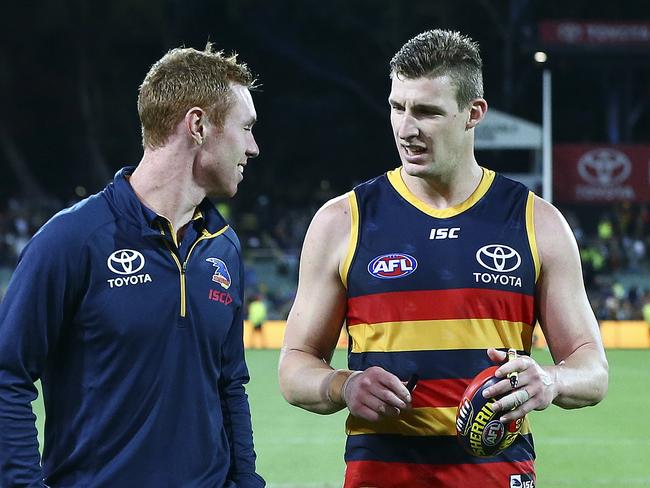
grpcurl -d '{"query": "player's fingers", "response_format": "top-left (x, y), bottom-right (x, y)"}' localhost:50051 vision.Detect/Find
top-left (372, 388), bottom-right (408, 410)
top-left (483, 371), bottom-right (532, 399)
top-left (353, 404), bottom-right (381, 422)
top-left (360, 395), bottom-right (400, 418)
top-left (498, 401), bottom-right (532, 423)
top-left (377, 404), bottom-right (401, 417)
top-left (486, 347), bottom-right (507, 363)
top-left (498, 391), bottom-right (538, 423)
top-left (494, 356), bottom-right (529, 379)
top-left (492, 388), bottom-right (530, 413)
top-left (482, 378), bottom-right (518, 399)
top-left (373, 370), bottom-right (410, 397)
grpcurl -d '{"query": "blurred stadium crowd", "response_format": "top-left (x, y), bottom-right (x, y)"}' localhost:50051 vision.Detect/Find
top-left (2, 193), bottom-right (650, 323)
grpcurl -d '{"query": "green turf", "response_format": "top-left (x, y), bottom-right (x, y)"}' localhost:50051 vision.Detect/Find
top-left (530, 349), bottom-right (650, 487)
top-left (247, 350), bottom-right (348, 487)
top-left (31, 349), bottom-right (650, 487)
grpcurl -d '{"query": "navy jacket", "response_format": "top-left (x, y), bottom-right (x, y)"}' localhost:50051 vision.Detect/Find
top-left (0, 168), bottom-right (265, 487)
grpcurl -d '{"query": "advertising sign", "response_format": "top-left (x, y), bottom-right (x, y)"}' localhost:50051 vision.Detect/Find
top-left (553, 145), bottom-right (650, 203)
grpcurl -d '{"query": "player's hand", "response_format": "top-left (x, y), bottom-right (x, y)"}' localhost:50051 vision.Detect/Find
top-left (482, 348), bottom-right (558, 422)
top-left (343, 366), bottom-right (412, 422)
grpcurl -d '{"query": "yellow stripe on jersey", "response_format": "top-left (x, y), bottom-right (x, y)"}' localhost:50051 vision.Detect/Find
top-left (386, 167), bottom-right (496, 219)
top-left (525, 191), bottom-right (541, 283)
top-left (340, 191), bottom-right (360, 289)
top-left (346, 407), bottom-right (532, 437)
top-left (348, 319), bottom-right (534, 353)
top-left (347, 407), bottom-right (457, 436)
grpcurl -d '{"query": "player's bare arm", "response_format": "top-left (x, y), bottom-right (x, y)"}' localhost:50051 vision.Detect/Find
top-left (278, 195), bottom-right (411, 419)
top-left (279, 195), bottom-right (353, 414)
top-left (486, 195), bottom-right (608, 421)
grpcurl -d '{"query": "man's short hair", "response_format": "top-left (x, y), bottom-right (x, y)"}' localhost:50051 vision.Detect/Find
top-left (138, 43), bottom-right (255, 148)
top-left (390, 29), bottom-right (483, 109)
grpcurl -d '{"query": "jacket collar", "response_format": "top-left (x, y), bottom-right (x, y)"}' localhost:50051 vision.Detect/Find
top-left (105, 166), bottom-right (228, 238)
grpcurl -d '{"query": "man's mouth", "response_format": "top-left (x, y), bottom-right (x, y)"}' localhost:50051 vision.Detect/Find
top-left (402, 145), bottom-right (427, 156)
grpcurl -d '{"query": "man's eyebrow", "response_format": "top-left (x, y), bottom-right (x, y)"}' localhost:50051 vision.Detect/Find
top-left (412, 103), bottom-right (445, 113)
top-left (388, 99), bottom-right (446, 113)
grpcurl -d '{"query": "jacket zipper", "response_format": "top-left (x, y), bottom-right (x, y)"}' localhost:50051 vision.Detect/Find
top-left (158, 221), bottom-right (229, 318)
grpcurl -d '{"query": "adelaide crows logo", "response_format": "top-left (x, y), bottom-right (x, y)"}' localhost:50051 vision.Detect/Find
top-left (206, 258), bottom-right (232, 290)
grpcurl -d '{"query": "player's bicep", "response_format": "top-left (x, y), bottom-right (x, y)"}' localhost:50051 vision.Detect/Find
top-left (283, 197), bottom-right (350, 360)
top-left (534, 197), bottom-right (603, 362)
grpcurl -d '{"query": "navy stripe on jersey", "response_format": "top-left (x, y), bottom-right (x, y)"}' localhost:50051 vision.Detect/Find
top-left (345, 433), bottom-right (536, 465)
top-left (348, 349), bottom-right (530, 381)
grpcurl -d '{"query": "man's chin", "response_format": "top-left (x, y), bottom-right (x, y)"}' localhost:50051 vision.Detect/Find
top-left (206, 183), bottom-right (238, 199)
top-left (401, 160), bottom-right (432, 176)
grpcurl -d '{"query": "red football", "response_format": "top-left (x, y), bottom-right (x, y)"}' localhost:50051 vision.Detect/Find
top-left (455, 366), bottom-right (524, 457)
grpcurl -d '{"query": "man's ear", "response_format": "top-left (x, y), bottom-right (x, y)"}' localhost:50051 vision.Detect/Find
top-left (185, 107), bottom-right (206, 145)
top-left (466, 98), bottom-right (488, 130)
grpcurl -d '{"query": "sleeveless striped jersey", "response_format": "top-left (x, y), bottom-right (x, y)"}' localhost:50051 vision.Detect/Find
top-left (341, 167), bottom-right (539, 488)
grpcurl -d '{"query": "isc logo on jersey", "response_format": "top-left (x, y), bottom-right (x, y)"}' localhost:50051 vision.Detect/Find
top-left (368, 253), bottom-right (417, 279)
top-left (106, 249), bottom-right (153, 288)
top-left (429, 227), bottom-right (460, 240)
top-left (509, 473), bottom-right (535, 488)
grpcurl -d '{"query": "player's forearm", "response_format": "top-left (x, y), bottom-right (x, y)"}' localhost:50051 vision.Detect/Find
top-left (278, 349), bottom-right (351, 414)
top-left (548, 343), bottom-right (608, 409)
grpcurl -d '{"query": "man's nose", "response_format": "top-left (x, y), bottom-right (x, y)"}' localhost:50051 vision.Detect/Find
top-left (398, 114), bottom-right (418, 140)
top-left (246, 135), bottom-right (260, 158)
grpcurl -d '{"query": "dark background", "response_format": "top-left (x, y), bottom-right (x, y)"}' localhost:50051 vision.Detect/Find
top-left (1, 0), bottom-right (650, 212)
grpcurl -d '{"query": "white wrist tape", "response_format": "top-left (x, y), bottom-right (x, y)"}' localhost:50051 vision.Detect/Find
top-left (341, 371), bottom-right (363, 406)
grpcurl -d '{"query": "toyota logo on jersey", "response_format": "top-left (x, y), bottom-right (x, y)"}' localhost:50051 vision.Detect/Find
top-left (476, 245), bottom-right (521, 273)
top-left (368, 253), bottom-right (418, 279)
top-left (107, 249), bottom-right (145, 275)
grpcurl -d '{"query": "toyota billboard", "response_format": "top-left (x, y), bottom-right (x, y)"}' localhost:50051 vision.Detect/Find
top-left (553, 144), bottom-right (650, 203)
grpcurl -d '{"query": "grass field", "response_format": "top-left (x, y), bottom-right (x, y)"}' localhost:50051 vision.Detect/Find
top-left (32, 349), bottom-right (650, 487)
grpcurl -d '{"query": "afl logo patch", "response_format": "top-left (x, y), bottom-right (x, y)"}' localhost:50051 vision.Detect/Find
top-left (368, 253), bottom-right (417, 279)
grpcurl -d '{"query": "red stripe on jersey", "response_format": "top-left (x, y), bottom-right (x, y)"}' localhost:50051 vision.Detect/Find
top-left (347, 288), bottom-right (534, 326)
top-left (344, 459), bottom-right (535, 488)
top-left (411, 378), bottom-right (470, 408)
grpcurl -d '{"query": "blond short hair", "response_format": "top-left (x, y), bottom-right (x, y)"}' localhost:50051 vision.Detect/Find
top-left (390, 29), bottom-right (483, 109)
top-left (138, 43), bottom-right (255, 148)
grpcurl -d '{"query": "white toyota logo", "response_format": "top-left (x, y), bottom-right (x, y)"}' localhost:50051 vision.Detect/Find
top-left (107, 249), bottom-right (145, 275)
top-left (577, 148), bottom-right (631, 186)
top-left (476, 245), bottom-right (521, 273)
